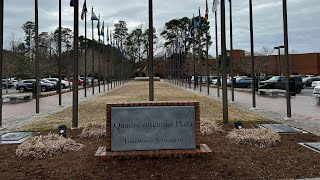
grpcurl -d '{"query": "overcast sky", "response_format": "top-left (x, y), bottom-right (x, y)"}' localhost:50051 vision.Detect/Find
top-left (3, 0), bottom-right (320, 56)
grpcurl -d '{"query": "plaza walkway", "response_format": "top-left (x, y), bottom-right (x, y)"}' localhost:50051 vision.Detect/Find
top-left (1, 80), bottom-right (320, 136)
top-left (0, 83), bottom-right (123, 134)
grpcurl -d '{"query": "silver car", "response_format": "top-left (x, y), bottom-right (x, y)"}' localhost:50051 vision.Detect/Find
top-left (313, 86), bottom-right (320, 96)
top-left (311, 81), bottom-right (320, 88)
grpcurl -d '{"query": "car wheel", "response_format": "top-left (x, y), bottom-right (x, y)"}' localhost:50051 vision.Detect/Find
top-left (296, 87), bottom-right (302, 93)
top-left (18, 87), bottom-right (25, 92)
top-left (41, 86), bottom-right (47, 92)
top-left (61, 84), bottom-right (66, 89)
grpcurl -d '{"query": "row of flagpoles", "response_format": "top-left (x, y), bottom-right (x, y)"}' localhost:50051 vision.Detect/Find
top-left (165, 0), bottom-right (228, 123)
top-left (73, 0), bottom-right (114, 46)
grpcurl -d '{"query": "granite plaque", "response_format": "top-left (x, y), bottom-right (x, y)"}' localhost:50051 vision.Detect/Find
top-left (259, 124), bottom-right (307, 134)
top-left (304, 143), bottom-right (320, 152)
top-left (299, 142), bottom-right (320, 154)
top-left (0, 132), bottom-right (36, 144)
top-left (111, 106), bottom-right (196, 151)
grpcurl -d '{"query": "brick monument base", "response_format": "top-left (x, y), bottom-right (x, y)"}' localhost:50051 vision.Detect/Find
top-left (95, 101), bottom-right (211, 161)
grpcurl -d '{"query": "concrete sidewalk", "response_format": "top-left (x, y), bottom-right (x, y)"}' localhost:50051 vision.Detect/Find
top-left (0, 83), bottom-right (125, 135)
top-left (170, 81), bottom-right (320, 136)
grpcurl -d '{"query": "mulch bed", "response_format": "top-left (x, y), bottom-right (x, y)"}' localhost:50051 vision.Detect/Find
top-left (1, 125), bottom-right (320, 180)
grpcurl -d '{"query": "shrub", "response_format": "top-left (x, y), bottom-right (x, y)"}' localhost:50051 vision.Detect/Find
top-left (226, 128), bottom-right (281, 148)
top-left (16, 133), bottom-right (84, 158)
top-left (200, 117), bottom-right (223, 135)
top-left (79, 122), bottom-right (105, 138)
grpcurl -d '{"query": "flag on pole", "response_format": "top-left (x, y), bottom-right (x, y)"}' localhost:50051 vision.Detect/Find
top-left (101, 21), bottom-right (105, 36)
top-left (70, 0), bottom-right (74, 7)
top-left (81, 0), bottom-right (87, 20)
top-left (198, 8), bottom-right (202, 30)
top-left (194, 18), bottom-right (200, 29)
top-left (205, 0), bottom-right (209, 20)
top-left (91, 9), bottom-right (99, 21)
top-left (212, 0), bottom-right (219, 13)
top-left (194, 9), bottom-right (201, 30)
top-left (97, 14), bottom-right (100, 36)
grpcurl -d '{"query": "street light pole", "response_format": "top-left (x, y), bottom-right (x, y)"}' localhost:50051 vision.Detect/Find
top-left (282, 0), bottom-right (291, 118)
top-left (249, 0), bottom-right (256, 109)
top-left (274, 46), bottom-right (284, 76)
top-left (229, 0), bottom-right (234, 102)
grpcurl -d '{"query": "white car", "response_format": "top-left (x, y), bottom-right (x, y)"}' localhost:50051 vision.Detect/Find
top-left (311, 81), bottom-right (320, 88)
top-left (313, 86), bottom-right (320, 96)
top-left (45, 78), bottom-right (70, 89)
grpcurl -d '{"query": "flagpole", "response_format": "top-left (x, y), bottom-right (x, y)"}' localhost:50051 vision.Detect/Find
top-left (148, 0), bottom-right (154, 101)
top-left (107, 27), bottom-right (110, 90)
top-left (283, 0), bottom-right (291, 118)
top-left (192, 14), bottom-right (198, 90)
top-left (206, 23), bottom-right (209, 95)
top-left (215, 11), bottom-right (220, 98)
top-left (221, 0), bottom-right (229, 124)
top-left (103, 22), bottom-right (106, 92)
top-left (249, 0), bottom-right (256, 109)
top-left (35, 0), bottom-right (40, 114)
top-left (0, 0), bottom-right (3, 128)
top-left (84, 6), bottom-right (87, 97)
top-left (110, 36), bottom-right (113, 90)
top-left (107, 27), bottom-right (110, 91)
top-left (198, 8), bottom-right (202, 93)
top-left (58, 0), bottom-right (62, 105)
top-left (205, 0), bottom-right (210, 95)
top-left (72, 0), bottom-right (79, 128)
top-left (98, 14), bottom-right (101, 93)
top-left (229, 0), bottom-right (234, 102)
top-left (91, 6), bottom-right (95, 95)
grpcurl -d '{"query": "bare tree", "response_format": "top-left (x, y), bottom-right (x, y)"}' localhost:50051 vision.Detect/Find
top-left (255, 46), bottom-right (275, 76)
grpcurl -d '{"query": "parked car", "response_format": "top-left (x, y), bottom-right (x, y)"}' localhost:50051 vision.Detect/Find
top-left (311, 81), bottom-right (320, 88)
top-left (2, 79), bottom-right (14, 89)
top-left (45, 78), bottom-right (70, 89)
top-left (259, 76), bottom-right (304, 93)
top-left (233, 77), bottom-right (252, 88)
top-left (302, 77), bottom-right (320, 87)
top-left (68, 78), bottom-right (84, 85)
top-left (16, 79), bottom-right (55, 92)
top-left (212, 78), bottom-right (219, 85)
top-left (313, 86), bottom-right (320, 95)
top-left (227, 76), bottom-right (249, 87)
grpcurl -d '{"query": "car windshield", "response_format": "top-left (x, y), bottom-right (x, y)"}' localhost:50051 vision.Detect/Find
top-left (268, 76), bottom-right (281, 81)
top-left (41, 80), bottom-right (51, 83)
top-left (302, 78), bottom-right (311, 82)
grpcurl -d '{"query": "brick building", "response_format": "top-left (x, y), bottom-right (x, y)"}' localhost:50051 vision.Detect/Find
top-left (234, 50), bottom-right (320, 76)
top-left (153, 50), bottom-right (320, 78)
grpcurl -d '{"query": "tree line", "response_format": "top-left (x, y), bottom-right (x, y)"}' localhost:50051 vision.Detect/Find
top-left (3, 15), bottom-right (280, 80)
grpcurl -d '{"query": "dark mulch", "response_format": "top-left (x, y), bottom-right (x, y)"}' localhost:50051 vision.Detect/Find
top-left (1, 126), bottom-right (320, 180)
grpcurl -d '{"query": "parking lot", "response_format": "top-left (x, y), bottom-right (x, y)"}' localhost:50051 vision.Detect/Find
top-left (175, 81), bottom-right (320, 135)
